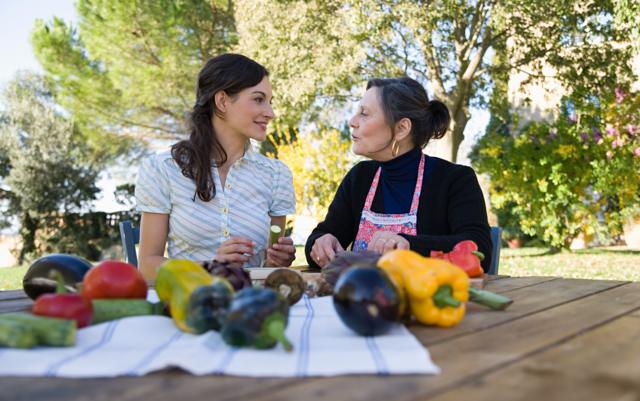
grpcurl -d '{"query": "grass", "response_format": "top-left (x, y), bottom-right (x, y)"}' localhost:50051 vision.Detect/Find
top-left (1, 246), bottom-right (638, 291)
top-left (500, 247), bottom-right (640, 281)
top-left (0, 264), bottom-right (28, 291)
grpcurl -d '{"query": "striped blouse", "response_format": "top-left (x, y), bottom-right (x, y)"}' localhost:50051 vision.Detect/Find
top-left (135, 145), bottom-right (296, 267)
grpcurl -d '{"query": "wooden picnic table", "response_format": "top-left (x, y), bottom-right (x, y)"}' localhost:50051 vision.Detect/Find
top-left (1, 276), bottom-right (639, 401)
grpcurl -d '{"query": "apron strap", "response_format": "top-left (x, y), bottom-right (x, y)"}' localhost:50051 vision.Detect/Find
top-left (362, 167), bottom-right (382, 211)
top-left (409, 154), bottom-right (426, 214)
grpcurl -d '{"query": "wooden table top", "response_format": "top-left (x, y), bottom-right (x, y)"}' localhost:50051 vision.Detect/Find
top-left (1, 276), bottom-right (639, 401)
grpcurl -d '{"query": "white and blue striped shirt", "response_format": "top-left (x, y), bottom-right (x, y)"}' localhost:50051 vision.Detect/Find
top-left (135, 145), bottom-right (296, 266)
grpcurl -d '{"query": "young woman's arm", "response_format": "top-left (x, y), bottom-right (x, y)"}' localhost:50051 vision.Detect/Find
top-left (138, 212), bottom-right (169, 281)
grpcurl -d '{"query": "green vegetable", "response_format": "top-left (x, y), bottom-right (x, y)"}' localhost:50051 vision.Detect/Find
top-left (91, 299), bottom-right (165, 324)
top-left (221, 288), bottom-right (293, 351)
top-left (0, 313), bottom-right (76, 347)
top-left (269, 225), bottom-right (282, 247)
top-left (186, 282), bottom-right (234, 333)
top-left (0, 319), bottom-right (39, 349)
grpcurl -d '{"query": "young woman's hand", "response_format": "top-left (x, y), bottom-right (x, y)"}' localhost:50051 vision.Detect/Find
top-left (214, 237), bottom-right (255, 267)
top-left (368, 231), bottom-right (410, 254)
top-left (265, 237), bottom-right (296, 267)
top-left (310, 233), bottom-right (344, 268)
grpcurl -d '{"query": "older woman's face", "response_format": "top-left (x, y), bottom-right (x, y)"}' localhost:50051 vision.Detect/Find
top-left (349, 87), bottom-right (393, 159)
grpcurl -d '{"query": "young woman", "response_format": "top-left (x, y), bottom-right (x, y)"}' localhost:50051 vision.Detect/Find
top-left (136, 54), bottom-right (296, 280)
top-left (306, 77), bottom-right (492, 271)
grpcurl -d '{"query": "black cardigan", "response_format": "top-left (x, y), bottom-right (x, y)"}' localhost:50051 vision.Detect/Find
top-left (304, 155), bottom-right (492, 271)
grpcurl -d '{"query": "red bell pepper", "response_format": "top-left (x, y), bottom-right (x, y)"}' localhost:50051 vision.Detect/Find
top-left (430, 240), bottom-right (485, 278)
top-left (32, 272), bottom-right (93, 328)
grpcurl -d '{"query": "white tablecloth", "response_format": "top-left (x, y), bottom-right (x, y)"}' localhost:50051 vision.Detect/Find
top-left (0, 295), bottom-right (440, 378)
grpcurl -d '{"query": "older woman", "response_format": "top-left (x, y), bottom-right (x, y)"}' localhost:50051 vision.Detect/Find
top-left (306, 77), bottom-right (492, 271)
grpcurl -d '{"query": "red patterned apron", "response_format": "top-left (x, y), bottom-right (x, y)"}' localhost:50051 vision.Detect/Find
top-left (352, 154), bottom-right (425, 252)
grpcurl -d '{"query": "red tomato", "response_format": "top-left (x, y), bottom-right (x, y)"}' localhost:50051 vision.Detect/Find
top-left (82, 260), bottom-right (148, 300)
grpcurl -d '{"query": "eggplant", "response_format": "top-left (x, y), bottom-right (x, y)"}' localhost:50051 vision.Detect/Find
top-left (186, 281), bottom-right (234, 333)
top-left (22, 254), bottom-right (92, 300)
top-left (322, 251), bottom-right (381, 288)
top-left (332, 265), bottom-right (401, 336)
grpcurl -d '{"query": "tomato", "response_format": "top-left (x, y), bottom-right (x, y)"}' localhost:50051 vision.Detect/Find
top-left (82, 260), bottom-right (148, 300)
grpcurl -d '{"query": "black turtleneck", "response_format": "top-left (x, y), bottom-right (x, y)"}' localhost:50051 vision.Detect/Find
top-left (305, 154), bottom-right (492, 272)
top-left (379, 147), bottom-right (427, 214)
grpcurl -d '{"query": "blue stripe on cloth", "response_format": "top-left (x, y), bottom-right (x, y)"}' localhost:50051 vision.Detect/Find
top-left (213, 348), bottom-right (237, 375)
top-left (125, 329), bottom-right (183, 375)
top-left (365, 336), bottom-right (390, 375)
top-left (45, 320), bottom-right (120, 376)
top-left (295, 294), bottom-right (314, 377)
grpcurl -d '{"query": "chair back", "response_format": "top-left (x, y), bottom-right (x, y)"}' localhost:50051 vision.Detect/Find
top-left (489, 226), bottom-right (502, 275)
top-left (119, 220), bottom-right (140, 267)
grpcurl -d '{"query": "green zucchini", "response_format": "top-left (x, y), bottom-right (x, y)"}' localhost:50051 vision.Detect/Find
top-left (0, 313), bottom-right (76, 347)
top-left (91, 299), bottom-right (165, 324)
top-left (0, 318), bottom-right (39, 349)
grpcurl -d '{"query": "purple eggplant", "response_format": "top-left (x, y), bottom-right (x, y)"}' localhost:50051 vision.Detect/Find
top-left (332, 265), bottom-right (401, 336)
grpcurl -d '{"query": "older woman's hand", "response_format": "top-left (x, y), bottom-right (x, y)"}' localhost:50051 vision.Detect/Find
top-left (310, 233), bottom-right (344, 268)
top-left (266, 237), bottom-right (296, 267)
top-left (368, 231), bottom-right (410, 254)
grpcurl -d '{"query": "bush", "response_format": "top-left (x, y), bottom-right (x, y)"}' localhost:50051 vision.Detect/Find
top-left (472, 87), bottom-right (640, 249)
top-left (268, 127), bottom-right (354, 220)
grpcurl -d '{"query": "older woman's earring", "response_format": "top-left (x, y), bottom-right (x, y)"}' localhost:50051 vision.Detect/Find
top-left (391, 140), bottom-right (400, 157)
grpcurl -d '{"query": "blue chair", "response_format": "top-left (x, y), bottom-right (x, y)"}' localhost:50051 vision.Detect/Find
top-left (489, 226), bottom-right (502, 275)
top-left (119, 220), bottom-right (140, 267)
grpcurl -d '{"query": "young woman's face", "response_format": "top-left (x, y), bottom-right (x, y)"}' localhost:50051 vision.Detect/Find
top-left (349, 87), bottom-right (393, 159)
top-left (224, 76), bottom-right (275, 141)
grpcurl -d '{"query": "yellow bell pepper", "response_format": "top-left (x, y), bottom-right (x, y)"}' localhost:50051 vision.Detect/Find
top-left (156, 259), bottom-right (228, 333)
top-left (378, 250), bottom-right (469, 328)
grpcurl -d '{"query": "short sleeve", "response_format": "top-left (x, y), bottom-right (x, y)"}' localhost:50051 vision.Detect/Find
top-left (269, 160), bottom-right (296, 216)
top-left (135, 155), bottom-right (171, 214)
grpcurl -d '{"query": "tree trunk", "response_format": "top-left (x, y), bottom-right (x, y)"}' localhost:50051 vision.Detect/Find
top-left (18, 212), bottom-right (38, 264)
top-left (438, 103), bottom-right (470, 163)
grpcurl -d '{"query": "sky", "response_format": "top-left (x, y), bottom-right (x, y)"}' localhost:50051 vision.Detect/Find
top-left (0, 1), bottom-right (77, 84)
top-left (0, 0), bottom-right (128, 215)
top-left (0, 0), bottom-right (489, 218)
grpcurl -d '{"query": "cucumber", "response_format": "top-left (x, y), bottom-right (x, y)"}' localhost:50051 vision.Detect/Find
top-left (91, 299), bottom-right (165, 324)
top-left (0, 313), bottom-right (76, 347)
top-left (269, 225), bottom-right (282, 247)
top-left (0, 319), bottom-right (39, 349)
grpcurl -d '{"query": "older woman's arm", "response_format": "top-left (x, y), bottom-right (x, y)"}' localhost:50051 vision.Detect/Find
top-left (399, 166), bottom-right (493, 272)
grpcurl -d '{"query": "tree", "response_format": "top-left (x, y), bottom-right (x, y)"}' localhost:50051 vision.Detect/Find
top-left (0, 73), bottom-right (100, 263)
top-left (471, 86), bottom-right (640, 249)
top-left (31, 0), bottom-right (237, 163)
top-left (237, 0), bottom-right (635, 162)
top-left (268, 127), bottom-right (354, 220)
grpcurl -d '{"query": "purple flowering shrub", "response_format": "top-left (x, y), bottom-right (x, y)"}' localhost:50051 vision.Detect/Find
top-left (472, 87), bottom-right (640, 249)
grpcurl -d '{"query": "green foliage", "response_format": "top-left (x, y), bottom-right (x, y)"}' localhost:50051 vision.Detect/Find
top-left (472, 88), bottom-right (640, 249)
top-left (268, 127), bottom-right (354, 220)
top-left (31, 0), bottom-right (237, 163)
top-left (237, 0), bottom-right (636, 161)
top-left (0, 73), bottom-right (101, 262)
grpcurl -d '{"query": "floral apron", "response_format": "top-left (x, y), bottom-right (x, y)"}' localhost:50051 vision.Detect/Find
top-left (352, 154), bottom-right (425, 252)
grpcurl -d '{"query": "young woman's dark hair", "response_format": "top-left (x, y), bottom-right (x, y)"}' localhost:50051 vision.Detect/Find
top-left (171, 53), bottom-right (269, 202)
top-left (366, 77), bottom-right (450, 148)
